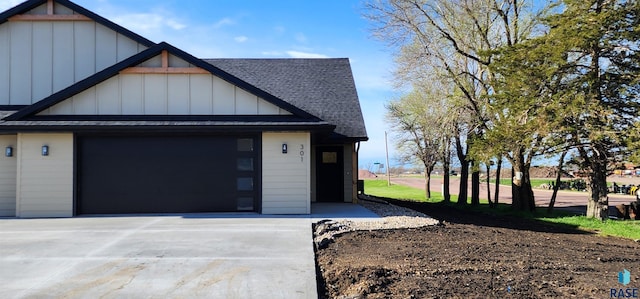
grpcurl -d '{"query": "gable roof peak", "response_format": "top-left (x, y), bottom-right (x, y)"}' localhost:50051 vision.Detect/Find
top-left (4, 41), bottom-right (318, 121)
top-left (0, 0), bottom-right (155, 47)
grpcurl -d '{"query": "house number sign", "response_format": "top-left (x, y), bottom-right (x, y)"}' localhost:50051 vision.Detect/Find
top-left (300, 144), bottom-right (305, 162)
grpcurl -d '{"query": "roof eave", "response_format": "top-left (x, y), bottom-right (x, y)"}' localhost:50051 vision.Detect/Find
top-left (0, 123), bottom-right (337, 133)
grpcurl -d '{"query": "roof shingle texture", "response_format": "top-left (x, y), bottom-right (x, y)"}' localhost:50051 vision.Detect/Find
top-left (206, 58), bottom-right (368, 139)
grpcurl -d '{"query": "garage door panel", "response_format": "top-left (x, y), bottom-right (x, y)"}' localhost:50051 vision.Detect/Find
top-left (77, 135), bottom-right (258, 214)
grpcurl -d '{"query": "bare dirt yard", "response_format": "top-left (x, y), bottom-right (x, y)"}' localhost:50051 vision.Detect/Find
top-left (315, 199), bottom-right (640, 298)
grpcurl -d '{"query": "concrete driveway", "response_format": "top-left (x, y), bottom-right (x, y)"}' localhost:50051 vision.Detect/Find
top-left (0, 215), bottom-right (319, 299)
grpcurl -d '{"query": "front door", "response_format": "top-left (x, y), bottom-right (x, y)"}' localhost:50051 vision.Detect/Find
top-left (316, 146), bottom-right (344, 202)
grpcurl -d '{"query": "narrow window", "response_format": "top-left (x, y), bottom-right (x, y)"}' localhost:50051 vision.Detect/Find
top-left (238, 138), bottom-right (253, 152)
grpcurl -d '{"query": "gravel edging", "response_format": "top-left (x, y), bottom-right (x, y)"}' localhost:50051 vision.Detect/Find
top-left (313, 199), bottom-right (441, 249)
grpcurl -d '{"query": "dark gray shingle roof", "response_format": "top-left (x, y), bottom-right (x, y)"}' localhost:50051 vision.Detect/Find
top-left (205, 58), bottom-right (368, 140)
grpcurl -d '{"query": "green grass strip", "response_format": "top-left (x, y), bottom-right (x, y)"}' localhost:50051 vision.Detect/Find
top-left (363, 179), bottom-right (640, 240)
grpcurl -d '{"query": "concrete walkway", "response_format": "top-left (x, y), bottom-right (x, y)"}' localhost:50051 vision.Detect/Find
top-left (0, 204), bottom-right (377, 299)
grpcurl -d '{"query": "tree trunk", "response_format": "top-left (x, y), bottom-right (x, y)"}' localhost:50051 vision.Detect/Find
top-left (494, 157), bottom-right (502, 205)
top-left (511, 147), bottom-right (535, 212)
top-left (585, 147), bottom-right (609, 220)
top-left (455, 135), bottom-right (468, 205)
top-left (584, 1), bottom-right (608, 220)
top-left (547, 150), bottom-right (567, 214)
top-left (442, 143), bottom-right (451, 203)
top-left (471, 160), bottom-right (480, 206)
top-left (424, 166), bottom-right (432, 199)
top-left (486, 162), bottom-right (493, 208)
top-left (458, 160), bottom-right (469, 205)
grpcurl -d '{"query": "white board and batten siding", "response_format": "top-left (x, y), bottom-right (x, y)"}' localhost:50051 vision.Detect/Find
top-left (16, 133), bottom-right (73, 218)
top-left (0, 3), bottom-right (147, 105)
top-left (39, 73), bottom-right (292, 116)
top-left (262, 132), bottom-right (311, 214)
top-left (0, 135), bottom-right (17, 217)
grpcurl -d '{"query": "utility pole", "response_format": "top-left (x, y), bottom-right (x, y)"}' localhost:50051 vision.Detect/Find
top-left (385, 131), bottom-right (390, 186)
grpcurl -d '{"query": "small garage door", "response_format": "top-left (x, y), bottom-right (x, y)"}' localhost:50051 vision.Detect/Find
top-left (77, 135), bottom-right (260, 214)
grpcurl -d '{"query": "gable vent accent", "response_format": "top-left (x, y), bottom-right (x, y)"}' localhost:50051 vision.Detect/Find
top-left (120, 50), bottom-right (209, 74)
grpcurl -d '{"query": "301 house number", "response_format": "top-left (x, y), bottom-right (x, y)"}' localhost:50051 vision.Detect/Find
top-left (300, 144), bottom-right (305, 162)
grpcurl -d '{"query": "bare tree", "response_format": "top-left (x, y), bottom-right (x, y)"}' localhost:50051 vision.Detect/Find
top-left (387, 90), bottom-right (449, 199)
top-left (366, 0), bottom-right (544, 210)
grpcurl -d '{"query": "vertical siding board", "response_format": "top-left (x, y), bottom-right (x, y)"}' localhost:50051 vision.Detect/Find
top-left (95, 24), bottom-right (117, 71)
top-left (167, 75), bottom-right (190, 114)
top-left (97, 77), bottom-right (121, 114)
top-left (52, 22), bottom-right (74, 93)
top-left (74, 22), bottom-right (96, 81)
top-left (0, 135), bottom-right (17, 217)
top-left (116, 34), bottom-right (139, 61)
top-left (262, 132), bottom-right (311, 214)
top-left (121, 74), bottom-right (144, 114)
top-left (48, 99), bottom-right (74, 115)
top-left (10, 22), bottom-right (32, 105)
top-left (278, 108), bottom-right (292, 116)
top-left (32, 22), bottom-right (53, 102)
top-left (140, 56), bottom-right (162, 68)
top-left (54, 3), bottom-right (74, 15)
top-left (16, 133), bottom-right (74, 218)
top-left (190, 74), bottom-right (212, 114)
top-left (144, 74), bottom-right (168, 114)
top-left (258, 98), bottom-right (280, 115)
top-left (27, 4), bottom-right (47, 15)
top-left (0, 25), bottom-right (11, 105)
top-left (168, 54), bottom-right (190, 67)
top-left (72, 87), bottom-right (97, 114)
top-left (234, 87), bottom-right (258, 114)
top-left (212, 77), bottom-right (235, 114)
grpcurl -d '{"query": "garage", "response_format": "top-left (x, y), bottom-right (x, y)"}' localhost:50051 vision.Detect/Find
top-left (76, 135), bottom-right (260, 215)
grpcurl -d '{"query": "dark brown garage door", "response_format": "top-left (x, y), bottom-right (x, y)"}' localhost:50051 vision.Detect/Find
top-left (76, 135), bottom-right (260, 215)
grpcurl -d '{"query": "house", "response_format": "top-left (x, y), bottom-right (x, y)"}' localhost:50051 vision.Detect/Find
top-left (0, 0), bottom-right (367, 217)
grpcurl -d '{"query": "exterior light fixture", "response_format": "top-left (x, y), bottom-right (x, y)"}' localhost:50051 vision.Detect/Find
top-left (282, 143), bottom-right (288, 154)
top-left (5, 146), bottom-right (12, 157)
top-left (41, 145), bottom-right (49, 156)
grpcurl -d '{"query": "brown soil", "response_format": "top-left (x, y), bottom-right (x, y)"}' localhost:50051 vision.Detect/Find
top-left (315, 199), bottom-right (640, 298)
top-left (359, 169), bottom-right (378, 179)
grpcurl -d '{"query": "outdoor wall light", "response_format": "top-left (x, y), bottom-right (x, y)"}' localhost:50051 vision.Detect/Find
top-left (5, 146), bottom-right (12, 157)
top-left (282, 143), bottom-right (288, 154)
top-left (41, 145), bottom-right (49, 156)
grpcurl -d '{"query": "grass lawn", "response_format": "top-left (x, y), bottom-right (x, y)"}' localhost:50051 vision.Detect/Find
top-left (363, 179), bottom-right (458, 202)
top-left (363, 179), bottom-right (640, 240)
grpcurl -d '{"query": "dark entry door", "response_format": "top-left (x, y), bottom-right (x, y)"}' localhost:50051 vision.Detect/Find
top-left (316, 146), bottom-right (344, 202)
top-left (77, 135), bottom-right (259, 214)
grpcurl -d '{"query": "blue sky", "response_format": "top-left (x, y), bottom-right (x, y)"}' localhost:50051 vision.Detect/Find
top-left (0, 0), bottom-right (398, 168)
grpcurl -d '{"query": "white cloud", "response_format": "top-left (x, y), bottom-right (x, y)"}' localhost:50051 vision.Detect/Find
top-left (295, 33), bottom-right (307, 43)
top-left (107, 11), bottom-right (187, 37)
top-left (166, 19), bottom-right (186, 30)
top-left (0, 0), bottom-right (26, 11)
top-left (213, 17), bottom-right (235, 28)
top-left (286, 51), bottom-right (329, 59)
top-left (234, 36), bottom-right (248, 43)
top-left (261, 51), bottom-right (284, 56)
